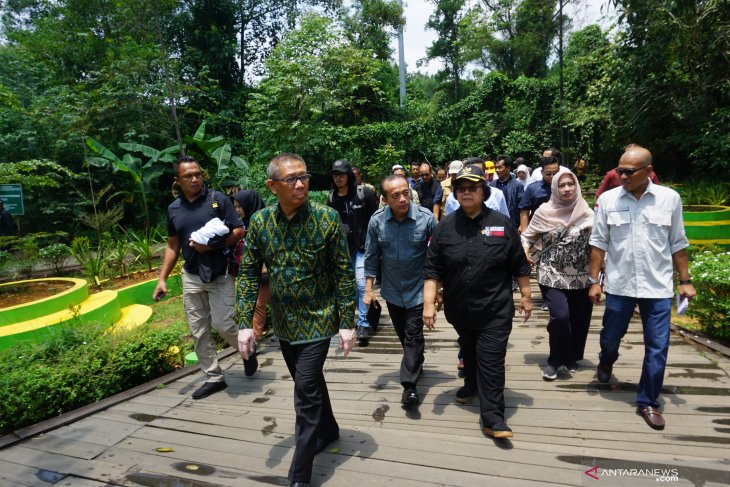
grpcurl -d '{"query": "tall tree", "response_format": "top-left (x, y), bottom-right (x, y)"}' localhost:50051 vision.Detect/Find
top-left (341, 0), bottom-right (405, 61)
top-left (426, 0), bottom-right (467, 100)
top-left (460, 0), bottom-right (559, 79)
top-left (236, 0), bottom-right (343, 82)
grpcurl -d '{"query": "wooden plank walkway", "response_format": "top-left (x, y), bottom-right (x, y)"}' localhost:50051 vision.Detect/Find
top-left (3, 283), bottom-right (730, 487)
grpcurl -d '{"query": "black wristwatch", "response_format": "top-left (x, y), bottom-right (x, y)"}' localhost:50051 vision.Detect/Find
top-left (679, 279), bottom-right (692, 285)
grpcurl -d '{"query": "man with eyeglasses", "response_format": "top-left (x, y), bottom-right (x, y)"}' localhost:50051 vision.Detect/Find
top-left (153, 155), bottom-right (245, 400)
top-left (364, 175), bottom-right (437, 407)
top-left (423, 165), bottom-right (532, 439)
top-left (236, 153), bottom-right (357, 487)
top-left (518, 156), bottom-right (562, 233)
top-left (328, 159), bottom-right (379, 346)
top-left (588, 144), bottom-right (695, 431)
top-left (595, 151), bottom-right (660, 199)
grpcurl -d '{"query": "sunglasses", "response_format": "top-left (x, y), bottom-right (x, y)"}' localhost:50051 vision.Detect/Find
top-left (455, 185), bottom-right (482, 193)
top-left (616, 166), bottom-right (648, 176)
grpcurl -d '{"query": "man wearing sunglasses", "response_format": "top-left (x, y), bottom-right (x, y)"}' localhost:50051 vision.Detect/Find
top-left (595, 147), bottom-right (660, 198)
top-left (588, 144), bottom-right (695, 431)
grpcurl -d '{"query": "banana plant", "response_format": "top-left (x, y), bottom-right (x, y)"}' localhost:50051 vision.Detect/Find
top-left (86, 137), bottom-right (177, 228)
top-left (184, 121), bottom-right (251, 190)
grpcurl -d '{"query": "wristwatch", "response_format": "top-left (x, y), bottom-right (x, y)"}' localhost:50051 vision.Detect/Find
top-left (587, 276), bottom-right (600, 286)
top-left (679, 279), bottom-right (692, 285)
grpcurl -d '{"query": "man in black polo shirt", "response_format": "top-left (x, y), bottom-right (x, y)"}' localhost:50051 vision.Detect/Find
top-left (423, 165), bottom-right (532, 439)
top-left (153, 155), bottom-right (246, 400)
top-left (415, 163), bottom-right (442, 216)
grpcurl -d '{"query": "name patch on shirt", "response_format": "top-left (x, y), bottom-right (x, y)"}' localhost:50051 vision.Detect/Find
top-left (482, 226), bottom-right (505, 237)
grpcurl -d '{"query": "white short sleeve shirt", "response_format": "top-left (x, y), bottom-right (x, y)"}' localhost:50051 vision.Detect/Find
top-left (589, 180), bottom-right (688, 298)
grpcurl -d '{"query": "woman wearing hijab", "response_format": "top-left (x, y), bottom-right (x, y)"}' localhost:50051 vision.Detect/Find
top-left (521, 171), bottom-right (594, 380)
top-left (232, 190), bottom-right (269, 346)
top-left (515, 159), bottom-right (530, 189)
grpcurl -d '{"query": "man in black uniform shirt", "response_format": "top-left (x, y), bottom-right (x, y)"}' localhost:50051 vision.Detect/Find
top-left (153, 155), bottom-right (246, 400)
top-left (423, 165), bottom-right (532, 439)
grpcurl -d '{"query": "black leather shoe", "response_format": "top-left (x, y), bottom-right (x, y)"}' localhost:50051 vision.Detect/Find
top-left (401, 388), bottom-right (419, 406)
top-left (314, 434), bottom-right (339, 454)
top-left (244, 351), bottom-right (258, 377)
top-left (191, 381), bottom-right (227, 400)
top-left (290, 483), bottom-right (310, 487)
top-left (483, 421), bottom-right (513, 439)
top-left (356, 326), bottom-right (370, 347)
top-left (455, 385), bottom-right (476, 404)
top-left (597, 362), bottom-right (613, 383)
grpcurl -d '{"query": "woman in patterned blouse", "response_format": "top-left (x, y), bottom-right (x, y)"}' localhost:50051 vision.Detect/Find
top-left (521, 170), bottom-right (594, 381)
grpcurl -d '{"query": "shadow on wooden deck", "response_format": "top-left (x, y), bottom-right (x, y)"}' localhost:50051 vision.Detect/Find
top-left (2, 284), bottom-right (730, 487)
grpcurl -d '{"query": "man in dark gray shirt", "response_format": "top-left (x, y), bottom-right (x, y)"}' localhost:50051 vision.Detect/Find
top-left (364, 175), bottom-right (437, 407)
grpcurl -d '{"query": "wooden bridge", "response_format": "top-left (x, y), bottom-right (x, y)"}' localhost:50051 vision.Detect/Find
top-left (2, 285), bottom-right (730, 486)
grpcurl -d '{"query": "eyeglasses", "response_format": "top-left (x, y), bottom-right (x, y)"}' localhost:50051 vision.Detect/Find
top-left (616, 166), bottom-right (648, 176)
top-left (180, 172), bottom-right (203, 181)
top-left (543, 171), bottom-right (558, 177)
top-left (455, 185), bottom-right (482, 193)
top-left (271, 174), bottom-right (311, 185)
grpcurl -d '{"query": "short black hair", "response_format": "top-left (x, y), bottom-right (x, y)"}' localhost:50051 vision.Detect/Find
top-left (173, 155), bottom-right (200, 177)
top-left (541, 156), bottom-right (560, 168)
top-left (495, 155), bottom-right (512, 168)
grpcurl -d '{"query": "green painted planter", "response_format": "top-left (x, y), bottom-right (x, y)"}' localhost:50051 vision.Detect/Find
top-left (683, 205), bottom-right (730, 246)
top-left (0, 278), bottom-right (88, 327)
top-left (683, 205), bottom-right (730, 222)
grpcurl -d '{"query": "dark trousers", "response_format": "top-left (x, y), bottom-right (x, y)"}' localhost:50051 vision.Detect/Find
top-left (386, 302), bottom-right (425, 388)
top-left (280, 338), bottom-right (339, 483)
top-left (455, 316), bottom-right (512, 426)
top-left (540, 285), bottom-right (593, 367)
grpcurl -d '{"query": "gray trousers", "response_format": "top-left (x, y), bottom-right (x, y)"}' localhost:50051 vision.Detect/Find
top-left (182, 269), bottom-right (239, 382)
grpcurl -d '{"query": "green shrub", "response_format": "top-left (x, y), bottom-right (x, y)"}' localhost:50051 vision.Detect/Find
top-left (688, 251), bottom-right (730, 341)
top-left (0, 320), bottom-right (193, 435)
top-left (39, 243), bottom-right (72, 274)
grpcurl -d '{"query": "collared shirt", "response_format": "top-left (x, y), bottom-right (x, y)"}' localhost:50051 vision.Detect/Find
top-left (439, 178), bottom-right (453, 218)
top-left (415, 178), bottom-right (443, 210)
top-left (518, 179), bottom-right (551, 215)
top-left (364, 203), bottom-right (437, 308)
top-left (490, 173), bottom-right (524, 226)
top-left (235, 200), bottom-right (356, 344)
top-left (167, 187), bottom-right (242, 275)
top-left (590, 180), bottom-right (688, 298)
top-left (423, 207), bottom-right (531, 327)
top-left (443, 187), bottom-right (510, 218)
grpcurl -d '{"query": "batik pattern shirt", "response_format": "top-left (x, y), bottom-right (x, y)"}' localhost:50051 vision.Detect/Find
top-left (235, 201), bottom-right (356, 344)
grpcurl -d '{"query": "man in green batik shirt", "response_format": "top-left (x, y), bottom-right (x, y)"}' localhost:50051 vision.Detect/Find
top-left (235, 153), bottom-right (356, 487)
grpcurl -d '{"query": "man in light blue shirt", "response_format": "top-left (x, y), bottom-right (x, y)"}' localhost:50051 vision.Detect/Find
top-left (364, 175), bottom-right (437, 407)
top-left (588, 145), bottom-right (696, 431)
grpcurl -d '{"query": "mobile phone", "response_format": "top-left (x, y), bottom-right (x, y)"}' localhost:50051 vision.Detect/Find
top-left (154, 290), bottom-right (167, 302)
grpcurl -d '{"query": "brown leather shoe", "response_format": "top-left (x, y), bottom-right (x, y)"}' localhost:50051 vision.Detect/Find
top-left (637, 406), bottom-right (665, 430)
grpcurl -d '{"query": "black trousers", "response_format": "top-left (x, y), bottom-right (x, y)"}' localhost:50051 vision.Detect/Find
top-left (279, 338), bottom-right (339, 483)
top-left (455, 316), bottom-right (512, 427)
top-left (386, 302), bottom-right (425, 388)
top-left (540, 285), bottom-right (593, 367)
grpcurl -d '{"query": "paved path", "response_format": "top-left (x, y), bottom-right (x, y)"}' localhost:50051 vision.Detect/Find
top-left (2, 285), bottom-right (730, 487)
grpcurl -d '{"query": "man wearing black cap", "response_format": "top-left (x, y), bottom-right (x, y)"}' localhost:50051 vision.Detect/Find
top-left (423, 165), bottom-right (532, 439)
top-left (328, 159), bottom-right (378, 345)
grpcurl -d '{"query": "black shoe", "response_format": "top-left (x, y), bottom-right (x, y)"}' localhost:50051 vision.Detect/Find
top-left (483, 421), bottom-right (513, 439)
top-left (290, 483), bottom-right (310, 487)
top-left (401, 388), bottom-right (419, 406)
top-left (357, 326), bottom-right (370, 346)
top-left (244, 353), bottom-right (258, 377)
top-left (597, 362), bottom-right (612, 383)
top-left (314, 434), bottom-right (339, 454)
top-left (455, 385), bottom-right (477, 404)
top-left (192, 381), bottom-right (227, 400)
